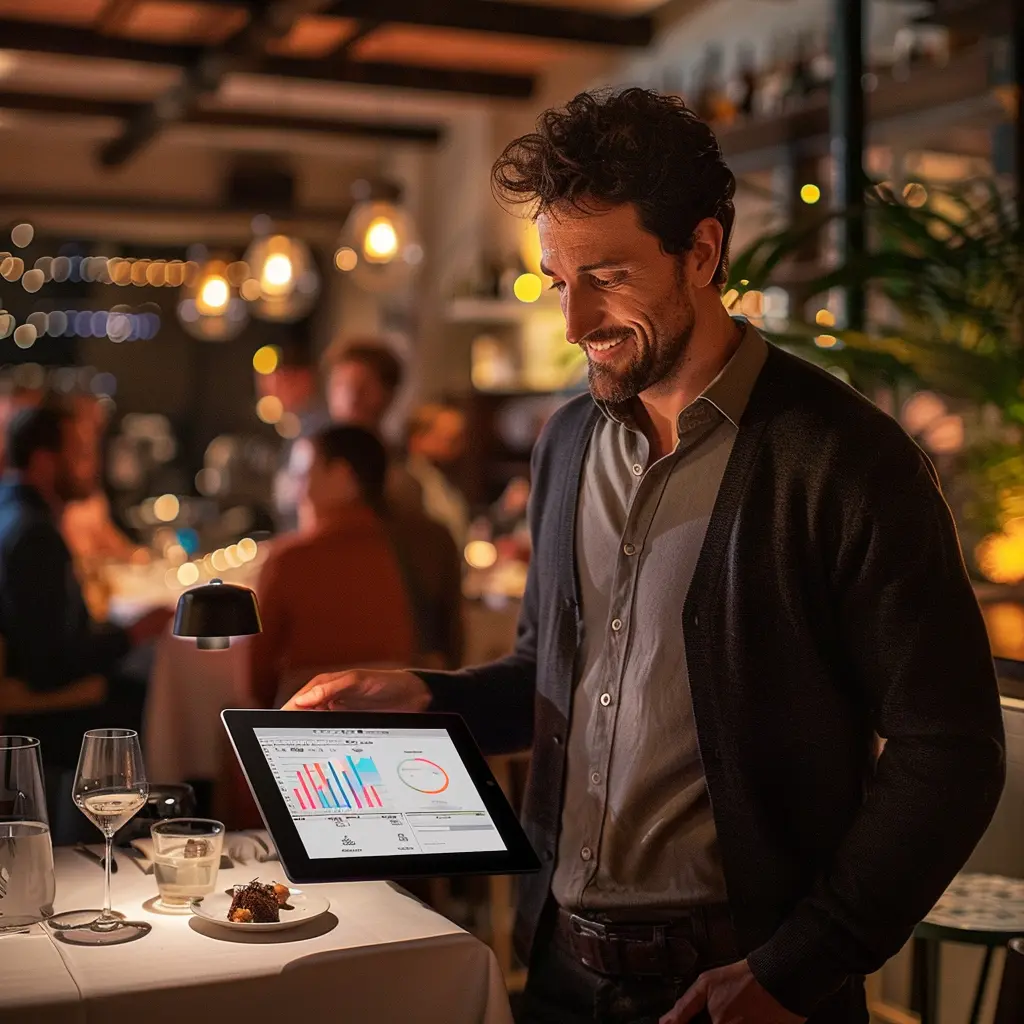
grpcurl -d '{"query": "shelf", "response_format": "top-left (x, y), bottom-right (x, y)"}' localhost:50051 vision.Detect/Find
top-left (445, 297), bottom-right (560, 324)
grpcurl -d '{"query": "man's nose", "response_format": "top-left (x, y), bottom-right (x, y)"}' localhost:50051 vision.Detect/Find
top-left (563, 290), bottom-right (605, 346)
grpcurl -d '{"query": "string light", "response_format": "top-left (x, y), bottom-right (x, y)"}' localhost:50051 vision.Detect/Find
top-left (10, 224), bottom-right (33, 248)
top-left (176, 562), bottom-right (200, 586)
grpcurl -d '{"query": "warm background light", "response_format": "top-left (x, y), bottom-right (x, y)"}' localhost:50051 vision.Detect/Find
top-left (252, 345), bottom-right (280, 375)
top-left (465, 540), bottom-right (498, 569)
top-left (815, 309), bottom-right (836, 327)
top-left (176, 562), bottom-right (200, 586)
top-left (363, 217), bottom-right (399, 262)
top-left (256, 395), bottom-right (284, 424)
top-left (513, 273), bottom-right (543, 303)
top-left (153, 493), bottom-right (180, 523)
top-left (260, 253), bottom-right (294, 295)
top-left (196, 275), bottom-right (229, 315)
top-left (800, 184), bottom-right (821, 205)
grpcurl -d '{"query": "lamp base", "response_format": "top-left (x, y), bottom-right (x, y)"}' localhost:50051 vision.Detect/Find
top-left (196, 636), bottom-right (230, 650)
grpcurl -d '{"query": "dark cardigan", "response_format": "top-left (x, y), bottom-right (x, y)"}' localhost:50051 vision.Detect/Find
top-left (419, 344), bottom-right (1005, 1016)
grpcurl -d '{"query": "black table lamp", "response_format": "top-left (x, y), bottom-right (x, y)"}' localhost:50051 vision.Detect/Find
top-left (172, 578), bottom-right (262, 649)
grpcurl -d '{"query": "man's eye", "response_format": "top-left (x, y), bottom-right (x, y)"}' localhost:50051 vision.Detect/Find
top-left (549, 281), bottom-right (566, 292)
top-left (591, 276), bottom-right (622, 289)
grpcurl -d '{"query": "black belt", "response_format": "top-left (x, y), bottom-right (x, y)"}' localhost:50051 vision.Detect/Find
top-left (555, 904), bottom-right (737, 979)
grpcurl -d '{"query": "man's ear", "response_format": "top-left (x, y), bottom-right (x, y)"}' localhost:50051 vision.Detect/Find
top-left (686, 217), bottom-right (725, 289)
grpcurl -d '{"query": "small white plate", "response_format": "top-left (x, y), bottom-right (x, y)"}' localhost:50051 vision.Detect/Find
top-left (190, 887), bottom-right (330, 932)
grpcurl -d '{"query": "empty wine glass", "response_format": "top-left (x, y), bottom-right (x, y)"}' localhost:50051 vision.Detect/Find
top-left (48, 729), bottom-right (151, 944)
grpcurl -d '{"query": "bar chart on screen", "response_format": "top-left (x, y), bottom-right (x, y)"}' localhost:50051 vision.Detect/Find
top-left (281, 754), bottom-right (389, 814)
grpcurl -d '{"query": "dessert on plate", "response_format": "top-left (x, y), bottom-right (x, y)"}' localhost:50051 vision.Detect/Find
top-left (227, 880), bottom-right (292, 923)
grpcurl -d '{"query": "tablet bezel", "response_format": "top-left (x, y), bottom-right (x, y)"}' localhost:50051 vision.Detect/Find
top-left (222, 709), bottom-right (540, 883)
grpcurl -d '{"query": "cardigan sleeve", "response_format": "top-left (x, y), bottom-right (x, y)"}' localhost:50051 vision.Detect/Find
top-left (747, 429), bottom-right (1006, 1014)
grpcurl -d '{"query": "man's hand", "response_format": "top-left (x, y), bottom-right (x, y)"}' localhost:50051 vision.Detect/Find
top-left (283, 669), bottom-right (431, 712)
top-left (660, 961), bottom-right (805, 1024)
top-left (127, 607), bottom-right (174, 646)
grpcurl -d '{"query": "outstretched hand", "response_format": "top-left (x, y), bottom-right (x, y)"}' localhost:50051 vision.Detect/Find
top-left (660, 961), bottom-right (805, 1024)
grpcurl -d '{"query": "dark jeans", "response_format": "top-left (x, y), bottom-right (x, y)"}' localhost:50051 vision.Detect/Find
top-left (517, 929), bottom-right (710, 1024)
top-left (516, 912), bottom-right (870, 1024)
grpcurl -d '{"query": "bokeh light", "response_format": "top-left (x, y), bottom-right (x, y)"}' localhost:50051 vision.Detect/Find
top-left (513, 273), bottom-right (543, 303)
top-left (256, 395), bottom-right (284, 424)
top-left (465, 540), bottom-right (498, 569)
top-left (800, 184), bottom-right (821, 205)
top-left (252, 345), bottom-right (280, 375)
top-left (176, 562), bottom-right (200, 587)
top-left (153, 493), bottom-right (180, 523)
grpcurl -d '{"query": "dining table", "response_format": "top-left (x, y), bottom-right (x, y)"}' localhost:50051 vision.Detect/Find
top-left (0, 843), bottom-right (514, 1024)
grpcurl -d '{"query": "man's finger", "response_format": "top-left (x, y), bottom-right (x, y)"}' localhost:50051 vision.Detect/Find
top-left (289, 683), bottom-right (324, 708)
top-left (660, 974), bottom-right (708, 1024)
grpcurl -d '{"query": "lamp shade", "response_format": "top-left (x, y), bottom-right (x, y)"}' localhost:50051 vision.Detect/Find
top-left (173, 578), bottom-right (262, 649)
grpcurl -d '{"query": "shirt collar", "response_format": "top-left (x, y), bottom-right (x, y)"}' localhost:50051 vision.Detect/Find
top-left (597, 319), bottom-right (768, 432)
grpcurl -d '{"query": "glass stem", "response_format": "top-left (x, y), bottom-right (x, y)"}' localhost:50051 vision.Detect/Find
top-left (102, 834), bottom-right (113, 919)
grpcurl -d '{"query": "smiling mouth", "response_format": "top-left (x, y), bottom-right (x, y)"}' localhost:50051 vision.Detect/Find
top-left (586, 336), bottom-right (628, 354)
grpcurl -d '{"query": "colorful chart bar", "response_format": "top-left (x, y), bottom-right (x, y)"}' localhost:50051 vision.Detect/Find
top-left (294, 758), bottom-right (386, 811)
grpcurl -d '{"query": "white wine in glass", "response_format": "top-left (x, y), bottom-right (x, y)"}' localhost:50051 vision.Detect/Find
top-left (48, 729), bottom-right (151, 944)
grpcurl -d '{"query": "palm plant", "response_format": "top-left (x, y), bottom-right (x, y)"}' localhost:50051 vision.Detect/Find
top-left (727, 177), bottom-right (1024, 564)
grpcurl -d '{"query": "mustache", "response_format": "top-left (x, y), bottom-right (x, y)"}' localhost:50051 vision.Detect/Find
top-left (579, 328), bottom-right (634, 347)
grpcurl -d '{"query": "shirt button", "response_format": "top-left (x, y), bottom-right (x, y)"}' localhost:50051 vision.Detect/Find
top-left (590, 771), bottom-right (601, 785)
top-left (600, 692), bottom-right (612, 707)
top-left (611, 618), bottom-right (622, 632)
top-left (632, 463), bottom-right (643, 477)
top-left (623, 543), bottom-right (636, 556)
top-left (581, 846), bottom-right (592, 861)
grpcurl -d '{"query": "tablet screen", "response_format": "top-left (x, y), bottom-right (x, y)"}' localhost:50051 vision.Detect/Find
top-left (254, 725), bottom-right (507, 860)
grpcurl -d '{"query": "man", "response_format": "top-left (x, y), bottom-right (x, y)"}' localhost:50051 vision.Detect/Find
top-left (247, 424), bottom-right (415, 710)
top-left (288, 90), bottom-right (1004, 1024)
top-left (0, 403), bottom-right (170, 838)
top-left (403, 403), bottom-right (471, 548)
top-left (322, 339), bottom-right (404, 433)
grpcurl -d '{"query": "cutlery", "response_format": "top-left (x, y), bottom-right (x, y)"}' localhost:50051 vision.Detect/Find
top-left (74, 843), bottom-right (117, 874)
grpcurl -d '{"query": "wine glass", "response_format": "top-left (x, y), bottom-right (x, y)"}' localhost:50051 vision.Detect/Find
top-left (48, 729), bottom-right (151, 944)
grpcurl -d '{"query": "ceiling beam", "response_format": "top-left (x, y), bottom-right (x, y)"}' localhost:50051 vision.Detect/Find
top-left (0, 20), bottom-right (534, 98)
top-left (0, 90), bottom-right (442, 143)
top-left (98, 0), bottom-right (338, 167)
top-left (155, 0), bottom-right (655, 47)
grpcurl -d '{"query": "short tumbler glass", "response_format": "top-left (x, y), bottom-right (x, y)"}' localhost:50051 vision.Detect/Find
top-left (150, 818), bottom-right (224, 911)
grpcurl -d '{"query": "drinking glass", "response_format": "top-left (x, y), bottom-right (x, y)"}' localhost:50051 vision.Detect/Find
top-left (48, 729), bottom-right (150, 944)
top-left (151, 819), bottom-right (225, 911)
top-left (0, 736), bottom-right (55, 931)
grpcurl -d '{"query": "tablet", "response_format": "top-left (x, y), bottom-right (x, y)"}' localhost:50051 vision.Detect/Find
top-left (222, 709), bottom-right (540, 883)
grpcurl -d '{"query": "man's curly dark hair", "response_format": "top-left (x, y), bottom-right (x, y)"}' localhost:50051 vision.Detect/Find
top-left (492, 88), bottom-right (736, 287)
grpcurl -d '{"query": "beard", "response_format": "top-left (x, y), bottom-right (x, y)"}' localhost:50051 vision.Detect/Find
top-left (585, 303), bottom-right (696, 405)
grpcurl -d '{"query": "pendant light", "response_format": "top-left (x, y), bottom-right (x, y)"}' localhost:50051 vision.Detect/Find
top-left (334, 180), bottom-right (423, 294)
top-left (241, 232), bottom-right (320, 323)
top-left (177, 258), bottom-right (249, 342)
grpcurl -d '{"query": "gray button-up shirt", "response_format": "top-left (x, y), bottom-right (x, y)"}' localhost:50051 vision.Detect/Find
top-left (552, 323), bottom-right (768, 913)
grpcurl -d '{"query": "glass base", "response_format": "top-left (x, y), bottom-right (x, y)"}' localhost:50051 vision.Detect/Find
top-left (47, 908), bottom-right (126, 930)
top-left (55, 920), bottom-right (151, 946)
top-left (152, 895), bottom-right (197, 913)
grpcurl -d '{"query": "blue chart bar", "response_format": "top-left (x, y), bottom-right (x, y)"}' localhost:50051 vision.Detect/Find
top-left (328, 762), bottom-right (351, 808)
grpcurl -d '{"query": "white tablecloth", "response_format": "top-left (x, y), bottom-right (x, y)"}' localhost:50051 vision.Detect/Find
top-left (0, 845), bottom-right (513, 1024)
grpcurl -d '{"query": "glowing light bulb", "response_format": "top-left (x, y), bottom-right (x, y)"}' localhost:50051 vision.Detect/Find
top-left (261, 253), bottom-right (293, 294)
top-left (363, 217), bottom-right (399, 262)
top-left (513, 273), bottom-right (543, 303)
top-left (197, 275), bottom-right (229, 315)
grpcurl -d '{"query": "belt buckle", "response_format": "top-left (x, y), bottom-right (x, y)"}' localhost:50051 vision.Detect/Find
top-left (568, 913), bottom-right (615, 973)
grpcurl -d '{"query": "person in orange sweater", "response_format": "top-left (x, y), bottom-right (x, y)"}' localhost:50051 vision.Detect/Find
top-left (247, 424), bottom-right (415, 709)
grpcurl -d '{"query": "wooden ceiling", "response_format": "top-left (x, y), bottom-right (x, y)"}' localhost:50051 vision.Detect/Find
top-left (0, 0), bottom-right (657, 162)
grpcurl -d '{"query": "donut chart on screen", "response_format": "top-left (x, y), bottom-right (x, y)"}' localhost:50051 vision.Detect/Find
top-left (397, 757), bottom-right (450, 794)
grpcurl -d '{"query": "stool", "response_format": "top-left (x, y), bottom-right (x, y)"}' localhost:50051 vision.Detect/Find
top-left (994, 937), bottom-right (1024, 1024)
top-left (911, 874), bottom-right (1024, 1024)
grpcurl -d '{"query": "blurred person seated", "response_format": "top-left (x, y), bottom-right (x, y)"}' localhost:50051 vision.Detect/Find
top-left (247, 424), bottom-right (415, 710)
top-left (402, 403), bottom-right (471, 548)
top-left (0, 403), bottom-right (171, 841)
top-left (319, 340), bottom-right (463, 666)
top-left (61, 395), bottom-right (147, 620)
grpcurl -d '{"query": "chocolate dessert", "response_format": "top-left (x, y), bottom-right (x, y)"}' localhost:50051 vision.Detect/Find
top-left (228, 880), bottom-right (281, 923)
